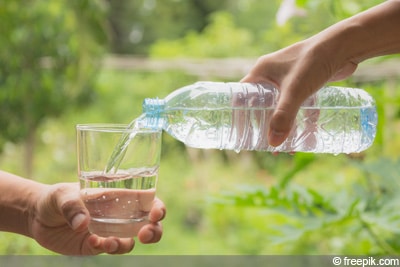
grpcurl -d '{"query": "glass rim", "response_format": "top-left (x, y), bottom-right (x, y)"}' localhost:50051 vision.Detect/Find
top-left (76, 123), bottom-right (161, 133)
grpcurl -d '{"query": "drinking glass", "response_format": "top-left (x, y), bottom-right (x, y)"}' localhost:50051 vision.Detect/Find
top-left (76, 124), bottom-right (162, 238)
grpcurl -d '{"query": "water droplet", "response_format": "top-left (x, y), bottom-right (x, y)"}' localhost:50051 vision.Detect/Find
top-left (116, 198), bottom-right (119, 202)
top-left (102, 195), bottom-right (106, 199)
top-left (127, 201), bottom-right (131, 204)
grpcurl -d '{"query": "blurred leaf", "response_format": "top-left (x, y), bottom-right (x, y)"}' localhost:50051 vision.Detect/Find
top-left (279, 153), bottom-right (316, 188)
top-left (296, 0), bottom-right (308, 8)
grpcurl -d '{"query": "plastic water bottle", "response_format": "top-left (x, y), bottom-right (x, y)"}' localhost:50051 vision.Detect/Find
top-left (139, 81), bottom-right (377, 154)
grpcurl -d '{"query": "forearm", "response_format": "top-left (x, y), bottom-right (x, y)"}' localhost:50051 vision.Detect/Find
top-left (0, 171), bottom-right (44, 237)
top-left (310, 0), bottom-right (400, 66)
top-left (349, 0), bottom-right (400, 61)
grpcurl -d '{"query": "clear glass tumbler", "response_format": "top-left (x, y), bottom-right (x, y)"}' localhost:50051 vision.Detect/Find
top-left (76, 124), bottom-right (162, 238)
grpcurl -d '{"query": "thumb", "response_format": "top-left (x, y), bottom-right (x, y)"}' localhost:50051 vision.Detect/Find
top-left (268, 89), bottom-right (304, 147)
top-left (52, 183), bottom-right (90, 231)
top-left (69, 212), bottom-right (89, 232)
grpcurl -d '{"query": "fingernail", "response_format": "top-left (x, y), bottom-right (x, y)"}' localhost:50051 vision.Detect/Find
top-left (71, 213), bottom-right (86, 231)
top-left (268, 129), bottom-right (286, 147)
top-left (107, 240), bottom-right (118, 253)
top-left (141, 230), bottom-right (155, 243)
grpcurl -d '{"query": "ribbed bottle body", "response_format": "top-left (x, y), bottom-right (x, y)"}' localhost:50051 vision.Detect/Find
top-left (142, 82), bottom-right (377, 154)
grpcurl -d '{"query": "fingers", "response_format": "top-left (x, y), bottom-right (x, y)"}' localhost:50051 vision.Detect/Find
top-left (241, 76), bottom-right (319, 147)
top-left (48, 184), bottom-right (164, 255)
top-left (268, 96), bottom-right (302, 147)
top-left (240, 54), bottom-right (301, 147)
top-left (136, 197), bottom-right (165, 244)
top-left (149, 197), bottom-right (166, 222)
top-left (86, 235), bottom-right (135, 255)
top-left (85, 199), bottom-right (164, 254)
top-left (137, 221), bottom-right (163, 244)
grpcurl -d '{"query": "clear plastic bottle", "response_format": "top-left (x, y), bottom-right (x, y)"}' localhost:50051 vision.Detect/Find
top-left (139, 81), bottom-right (377, 154)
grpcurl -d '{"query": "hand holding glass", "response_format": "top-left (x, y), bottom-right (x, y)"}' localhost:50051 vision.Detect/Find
top-left (76, 124), bottom-right (162, 238)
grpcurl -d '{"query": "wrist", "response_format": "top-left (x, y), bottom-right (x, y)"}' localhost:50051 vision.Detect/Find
top-left (0, 171), bottom-right (46, 237)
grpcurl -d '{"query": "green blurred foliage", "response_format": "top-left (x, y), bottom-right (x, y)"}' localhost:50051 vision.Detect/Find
top-left (0, 0), bottom-right (107, 175)
top-left (150, 12), bottom-right (255, 58)
top-left (106, 0), bottom-right (233, 55)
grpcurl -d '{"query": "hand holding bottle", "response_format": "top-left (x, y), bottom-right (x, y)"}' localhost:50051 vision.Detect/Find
top-left (231, 85), bottom-right (319, 152)
top-left (240, 40), bottom-right (357, 147)
top-left (242, 0), bottom-right (400, 147)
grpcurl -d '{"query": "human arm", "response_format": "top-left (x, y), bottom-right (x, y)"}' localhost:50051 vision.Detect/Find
top-left (0, 170), bottom-right (165, 255)
top-left (242, 0), bottom-right (400, 146)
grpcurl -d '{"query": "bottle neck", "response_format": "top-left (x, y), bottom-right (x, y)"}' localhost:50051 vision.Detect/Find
top-left (141, 98), bottom-right (166, 129)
